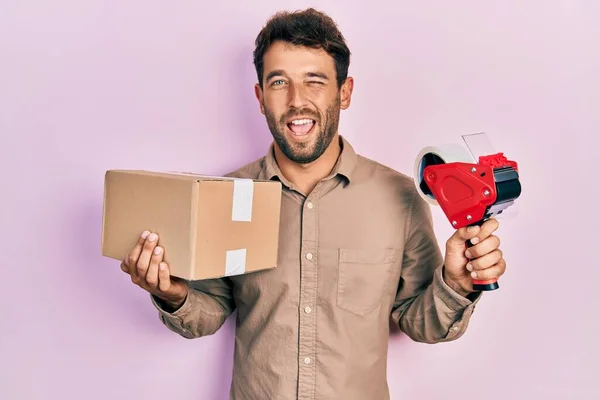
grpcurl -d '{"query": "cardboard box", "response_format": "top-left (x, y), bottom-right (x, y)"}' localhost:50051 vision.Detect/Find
top-left (101, 170), bottom-right (282, 280)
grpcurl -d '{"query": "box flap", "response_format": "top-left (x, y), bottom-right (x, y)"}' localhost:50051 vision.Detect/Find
top-left (105, 169), bottom-right (260, 182)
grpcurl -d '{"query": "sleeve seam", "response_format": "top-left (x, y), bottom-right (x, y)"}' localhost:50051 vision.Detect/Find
top-left (403, 190), bottom-right (417, 248)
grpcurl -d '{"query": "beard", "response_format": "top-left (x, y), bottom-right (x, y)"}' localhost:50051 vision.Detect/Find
top-left (264, 96), bottom-right (341, 164)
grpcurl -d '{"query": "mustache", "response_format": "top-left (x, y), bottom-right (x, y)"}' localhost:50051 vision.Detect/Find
top-left (280, 108), bottom-right (320, 123)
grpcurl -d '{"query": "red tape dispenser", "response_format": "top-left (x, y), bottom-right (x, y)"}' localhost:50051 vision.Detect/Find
top-left (413, 132), bottom-right (522, 291)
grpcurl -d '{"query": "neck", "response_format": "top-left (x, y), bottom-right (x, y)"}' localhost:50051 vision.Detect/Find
top-left (274, 134), bottom-right (342, 195)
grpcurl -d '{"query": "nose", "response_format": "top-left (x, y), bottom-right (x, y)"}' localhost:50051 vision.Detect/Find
top-left (287, 82), bottom-right (309, 109)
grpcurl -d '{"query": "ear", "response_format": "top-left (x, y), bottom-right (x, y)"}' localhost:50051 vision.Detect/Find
top-left (255, 83), bottom-right (265, 115)
top-left (339, 77), bottom-right (354, 110)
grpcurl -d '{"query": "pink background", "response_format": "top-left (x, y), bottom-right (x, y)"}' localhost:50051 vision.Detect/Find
top-left (2, 1), bottom-right (597, 399)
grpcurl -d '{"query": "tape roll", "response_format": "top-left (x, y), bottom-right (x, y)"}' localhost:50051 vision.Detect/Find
top-left (413, 142), bottom-right (476, 206)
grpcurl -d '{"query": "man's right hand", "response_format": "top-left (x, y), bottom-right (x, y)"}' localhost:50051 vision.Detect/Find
top-left (121, 230), bottom-right (189, 311)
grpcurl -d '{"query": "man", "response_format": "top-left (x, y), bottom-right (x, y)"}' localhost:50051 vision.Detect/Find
top-left (121, 8), bottom-right (506, 400)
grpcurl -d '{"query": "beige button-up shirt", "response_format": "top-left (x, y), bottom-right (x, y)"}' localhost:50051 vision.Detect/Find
top-left (152, 136), bottom-right (481, 400)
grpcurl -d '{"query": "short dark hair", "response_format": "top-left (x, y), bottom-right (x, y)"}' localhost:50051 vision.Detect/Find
top-left (253, 8), bottom-right (351, 89)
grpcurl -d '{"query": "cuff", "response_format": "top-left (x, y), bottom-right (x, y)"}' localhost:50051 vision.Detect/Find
top-left (432, 265), bottom-right (482, 311)
top-left (151, 290), bottom-right (194, 319)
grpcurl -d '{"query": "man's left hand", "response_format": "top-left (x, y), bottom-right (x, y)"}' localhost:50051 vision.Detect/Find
top-left (442, 218), bottom-right (506, 296)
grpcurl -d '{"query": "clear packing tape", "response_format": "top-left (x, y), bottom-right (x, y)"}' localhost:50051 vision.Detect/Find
top-left (413, 143), bottom-right (476, 207)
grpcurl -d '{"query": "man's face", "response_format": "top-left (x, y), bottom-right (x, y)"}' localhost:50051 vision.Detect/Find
top-left (255, 41), bottom-right (353, 164)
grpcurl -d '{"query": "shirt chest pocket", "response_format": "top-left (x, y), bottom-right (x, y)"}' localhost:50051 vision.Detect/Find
top-left (336, 248), bottom-right (399, 317)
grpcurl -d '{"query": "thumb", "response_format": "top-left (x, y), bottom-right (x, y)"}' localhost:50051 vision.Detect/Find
top-left (447, 225), bottom-right (480, 249)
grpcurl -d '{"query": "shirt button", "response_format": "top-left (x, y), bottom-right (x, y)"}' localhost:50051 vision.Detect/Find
top-left (306, 202), bottom-right (314, 209)
top-left (304, 357), bottom-right (311, 364)
top-left (304, 306), bottom-right (312, 313)
top-left (306, 253), bottom-right (313, 260)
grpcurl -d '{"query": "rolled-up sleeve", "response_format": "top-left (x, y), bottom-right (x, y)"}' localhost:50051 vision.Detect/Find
top-left (390, 191), bottom-right (481, 344)
top-left (151, 277), bottom-right (236, 339)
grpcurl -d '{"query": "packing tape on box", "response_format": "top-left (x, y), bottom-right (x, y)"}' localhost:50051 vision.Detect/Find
top-left (413, 143), bottom-right (476, 206)
top-left (231, 179), bottom-right (254, 222)
top-left (225, 180), bottom-right (253, 275)
top-left (225, 248), bottom-right (247, 276)
top-left (166, 171), bottom-right (254, 222)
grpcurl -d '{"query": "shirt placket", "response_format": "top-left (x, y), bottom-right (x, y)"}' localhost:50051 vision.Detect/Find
top-left (297, 187), bottom-right (321, 400)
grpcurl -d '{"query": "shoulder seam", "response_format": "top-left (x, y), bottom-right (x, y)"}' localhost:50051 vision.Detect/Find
top-left (404, 189), bottom-right (417, 248)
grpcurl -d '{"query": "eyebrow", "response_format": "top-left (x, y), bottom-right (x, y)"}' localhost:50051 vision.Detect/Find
top-left (265, 70), bottom-right (330, 82)
top-left (306, 71), bottom-right (329, 80)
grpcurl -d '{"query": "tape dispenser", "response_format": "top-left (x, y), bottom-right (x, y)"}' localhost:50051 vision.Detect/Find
top-left (413, 132), bottom-right (522, 291)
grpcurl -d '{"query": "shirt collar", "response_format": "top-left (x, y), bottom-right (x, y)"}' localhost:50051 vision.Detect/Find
top-left (259, 135), bottom-right (358, 186)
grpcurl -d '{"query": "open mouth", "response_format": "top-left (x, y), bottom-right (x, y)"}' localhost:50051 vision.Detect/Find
top-left (286, 118), bottom-right (316, 136)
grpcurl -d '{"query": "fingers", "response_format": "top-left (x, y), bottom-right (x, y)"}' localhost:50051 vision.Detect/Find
top-left (135, 232), bottom-right (159, 282)
top-left (466, 248), bottom-right (503, 273)
top-left (145, 246), bottom-right (163, 289)
top-left (468, 258), bottom-right (506, 281)
top-left (469, 218), bottom-right (499, 245)
top-left (449, 218), bottom-right (500, 247)
top-left (119, 230), bottom-right (177, 298)
top-left (125, 230), bottom-right (150, 279)
top-left (158, 262), bottom-right (171, 292)
top-left (465, 234), bottom-right (500, 259)
top-left (462, 219), bottom-right (506, 282)
top-left (448, 224), bottom-right (481, 246)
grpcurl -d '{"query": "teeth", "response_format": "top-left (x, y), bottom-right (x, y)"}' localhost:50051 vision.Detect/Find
top-left (290, 119), bottom-right (313, 125)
